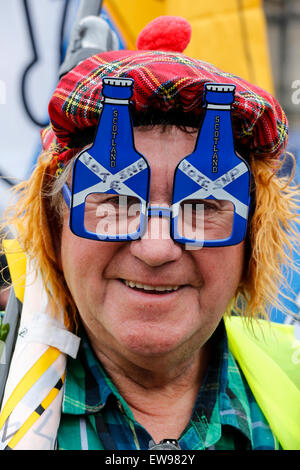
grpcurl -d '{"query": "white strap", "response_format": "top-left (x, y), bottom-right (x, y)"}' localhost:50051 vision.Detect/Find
top-left (20, 313), bottom-right (80, 359)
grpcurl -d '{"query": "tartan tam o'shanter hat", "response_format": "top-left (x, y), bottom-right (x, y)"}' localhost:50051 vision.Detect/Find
top-left (42, 16), bottom-right (288, 175)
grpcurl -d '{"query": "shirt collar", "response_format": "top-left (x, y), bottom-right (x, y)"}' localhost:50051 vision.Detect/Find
top-left (185, 321), bottom-right (252, 448)
top-left (62, 326), bottom-right (122, 415)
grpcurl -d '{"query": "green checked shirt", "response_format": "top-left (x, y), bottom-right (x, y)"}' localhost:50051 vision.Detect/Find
top-left (57, 321), bottom-right (281, 450)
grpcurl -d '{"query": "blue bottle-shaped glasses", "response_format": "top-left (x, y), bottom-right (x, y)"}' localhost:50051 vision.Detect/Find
top-left (171, 83), bottom-right (251, 247)
top-left (63, 78), bottom-right (251, 247)
top-left (67, 77), bottom-right (151, 241)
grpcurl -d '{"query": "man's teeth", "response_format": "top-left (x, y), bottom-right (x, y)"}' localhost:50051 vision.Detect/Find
top-left (124, 280), bottom-right (179, 292)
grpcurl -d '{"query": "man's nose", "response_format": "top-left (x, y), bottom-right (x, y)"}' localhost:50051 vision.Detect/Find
top-left (129, 209), bottom-right (183, 267)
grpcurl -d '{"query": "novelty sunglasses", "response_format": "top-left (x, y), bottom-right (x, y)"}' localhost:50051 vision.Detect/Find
top-left (62, 77), bottom-right (251, 248)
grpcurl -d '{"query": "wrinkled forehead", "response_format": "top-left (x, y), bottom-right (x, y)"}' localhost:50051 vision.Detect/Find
top-left (133, 126), bottom-right (198, 202)
top-left (65, 125), bottom-right (198, 197)
top-left (133, 126), bottom-right (197, 163)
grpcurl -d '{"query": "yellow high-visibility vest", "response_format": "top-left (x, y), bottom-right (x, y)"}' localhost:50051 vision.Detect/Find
top-left (225, 316), bottom-right (300, 450)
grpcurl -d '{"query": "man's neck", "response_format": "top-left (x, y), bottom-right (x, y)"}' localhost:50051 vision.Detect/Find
top-left (91, 342), bottom-right (211, 442)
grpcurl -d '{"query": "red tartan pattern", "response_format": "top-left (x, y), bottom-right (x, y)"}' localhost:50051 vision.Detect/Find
top-left (45, 50), bottom-right (288, 172)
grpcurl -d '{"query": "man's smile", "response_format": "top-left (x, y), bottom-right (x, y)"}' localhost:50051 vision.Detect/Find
top-left (122, 279), bottom-right (181, 294)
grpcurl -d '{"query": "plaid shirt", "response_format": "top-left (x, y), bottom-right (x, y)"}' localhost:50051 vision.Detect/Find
top-left (57, 321), bottom-right (281, 450)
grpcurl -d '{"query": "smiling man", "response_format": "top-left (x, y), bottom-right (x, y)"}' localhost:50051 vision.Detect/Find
top-left (0, 17), bottom-right (299, 451)
top-left (58, 125), bottom-right (245, 444)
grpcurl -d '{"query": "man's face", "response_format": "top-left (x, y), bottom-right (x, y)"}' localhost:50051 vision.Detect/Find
top-left (60, 127), bottom-right (244, 367)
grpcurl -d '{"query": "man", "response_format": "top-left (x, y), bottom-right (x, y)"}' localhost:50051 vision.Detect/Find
top-left (0, 16), bottom-right (299, 450)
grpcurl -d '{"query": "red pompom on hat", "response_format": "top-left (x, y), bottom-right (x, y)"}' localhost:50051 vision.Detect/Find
top-left (136, 16), bottom-right (192, 52)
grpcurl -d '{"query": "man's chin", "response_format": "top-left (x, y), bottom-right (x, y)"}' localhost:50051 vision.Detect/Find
top-left (116, 329), bottom-right (188, 360)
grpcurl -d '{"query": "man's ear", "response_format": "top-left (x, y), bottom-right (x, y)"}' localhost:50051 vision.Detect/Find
top-left (44, 194), bottom-right (64, 273)
top-left (57, 244), bottom-right (63, 272)
top-left (52, 219), bottom-right (64, 273)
